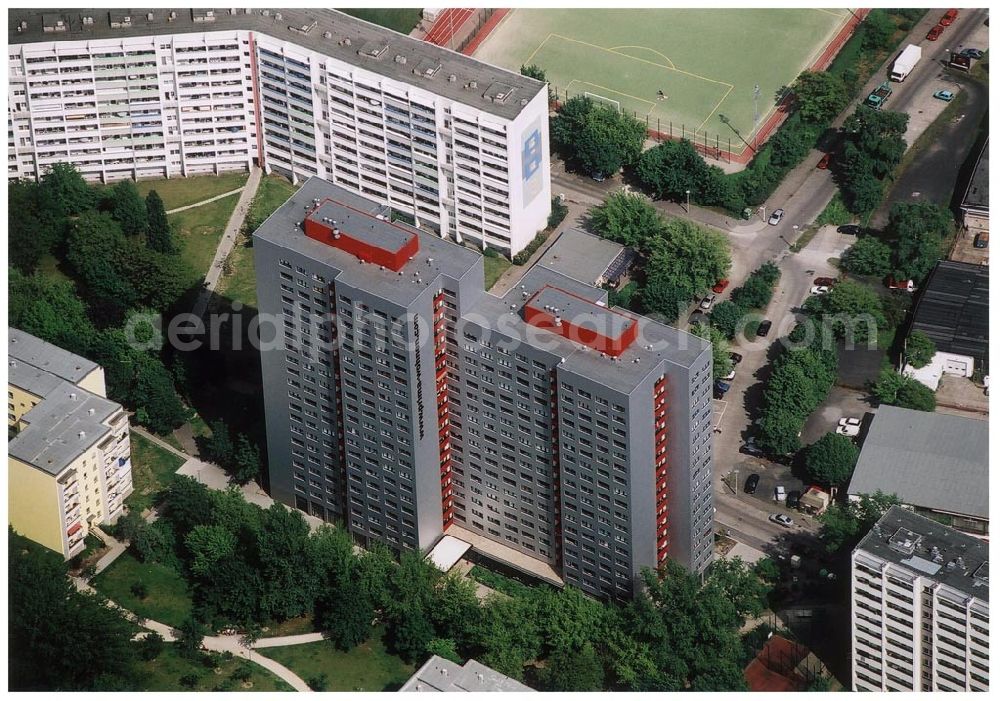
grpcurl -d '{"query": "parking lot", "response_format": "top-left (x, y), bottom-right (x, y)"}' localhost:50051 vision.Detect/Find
top-left (800, 386), bottom-right (874, 445)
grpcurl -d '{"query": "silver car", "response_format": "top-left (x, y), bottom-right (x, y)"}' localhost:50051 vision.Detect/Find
top-left (768, 209), bottom-right (785, 225)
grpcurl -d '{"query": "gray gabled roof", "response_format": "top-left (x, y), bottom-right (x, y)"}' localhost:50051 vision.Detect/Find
top-left (400, 655), bottom-right (534, 692)
top-left (847, 406), bottom-right (988, 519)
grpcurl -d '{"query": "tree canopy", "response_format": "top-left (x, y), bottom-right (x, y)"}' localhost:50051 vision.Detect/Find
top-left (792, 71), bottom-right (850, 124)
top-left (904, 330), bottom-right (936, 369)
top-left (819, 491), bottom-right (900, 552)
top-left (841, 236), bottom-right (892, 277)
top-left (804, 432), bottom-right (860, 486)
top-left (551, 96), bottom-right (646, 177)
top-left (872, 368), bottom-right (936, 411)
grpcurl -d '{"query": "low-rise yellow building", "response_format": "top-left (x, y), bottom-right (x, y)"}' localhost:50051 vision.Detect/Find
top-left (8, 329), bottom-right (133, 559)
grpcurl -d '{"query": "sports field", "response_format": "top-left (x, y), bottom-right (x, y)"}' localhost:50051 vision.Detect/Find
top-left (474, 9), bottom-right (850, 142)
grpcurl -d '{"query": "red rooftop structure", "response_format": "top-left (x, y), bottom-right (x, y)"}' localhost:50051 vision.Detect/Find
top-left (303, 198), bottom-right (419, 272)
top-left (523, 285), bottom-right (639, 357)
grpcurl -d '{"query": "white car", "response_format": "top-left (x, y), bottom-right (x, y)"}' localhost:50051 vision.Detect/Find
top-left (723, 368), bottom-right (736, 381)
top-left (770, 513), bottom-right (794, 528)
top-left (700, 294), bottom-right (717, 310)
top-left (774, 485), bottom-right (786, 502)
top-left (768, 209), bottom-right (785, 225)
top-left (837, 417), bottom-right (862, 437)
top-left (810, 285), bottom-right (831, 295)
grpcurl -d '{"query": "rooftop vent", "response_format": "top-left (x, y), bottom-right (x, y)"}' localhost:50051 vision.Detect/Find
top-left (395, 54), bottom-right (407, 64)
top-left (520, 98), bottom-right (528, 106)
top-left (929, 546), bottom-right (944, 563)
top-left (323, 30), bottom-right (332, 39)
top-left (275, 12), bottom-right (283, 21)
top-left (888, 527), bottom-right (920, 556)
top-left (82, 15), bottom-right (94, 25)
top-left (465, 80), bottom-right (478, 90)
top-left (973, 561), bottom-right (988, 585)
top-left (484, 81), bottom-right (515, 103)
top-left (77, 431), bottom-right (85, 439)
top-left (360, 40), bottom-right (390, 59)
top-left (448, 74), bottom-right (457, 82)
top-left (262, 9), bottom-right (270, 17)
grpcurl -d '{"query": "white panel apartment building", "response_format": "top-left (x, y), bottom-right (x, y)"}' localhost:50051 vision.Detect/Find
top-left (8, 8), bottom-right (551, 256)
top-left (852, 506), bottom-right (989, 692)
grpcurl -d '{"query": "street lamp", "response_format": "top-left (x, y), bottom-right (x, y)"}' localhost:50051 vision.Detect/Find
top-left (685, 189), bottom-right (691, 213)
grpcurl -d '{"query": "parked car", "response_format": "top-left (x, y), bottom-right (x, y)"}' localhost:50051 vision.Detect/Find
top-left (886, 277), bottom-right (916, 292)
top-left (756, 319), bottom-right (773, 337)
top-left (744, 473), bottom-right (761, 494)
top-left (723, 367), bottom-right (736, 381)
top-left (729, 351), bottom-right (743, 365)
top-left (934, 89), bottom-right (956, 102)
top-left (837, 417), bottom-right (862, 437)
top-left (714, 380), bottom-right (731, 399)
top-left (591, 172), bottom-right (606, 182)
top-left (813, 276), bottom-right (836, 287)
top-left (960, 48), bottom-right (984, 59)
top-left (837, 224), bottom-right (862, 236)
top-left (927, 24), bottom-right (944, 41)
top-left (740, 437), bottom-right (765, 457)
top-left (816, 153), bottom-right (831, 170)
top-left (770, 513), bottom-right (793, 527)
top-left (700, 294), bottom-right (717, 310)
top-left (689, 310), bottom-right (708, 326)
top-left (773, 485), bottom-right (787, 502)
top-left (810, 285), bottom-right (831, 295)
top-left (974, 233), bottom-right (989, 248)
top-left (786, 490), bottom-right (802, 509)
top-left (768, 208), bottom-right (785, 225)
top-left (940, 9), bottom-right (958, 26)
top-left (712, 278), bottom-right (730, 294)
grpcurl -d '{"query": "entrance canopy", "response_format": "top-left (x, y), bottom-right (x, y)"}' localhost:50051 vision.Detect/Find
top-left (425, 534), bottom-right (472, 573)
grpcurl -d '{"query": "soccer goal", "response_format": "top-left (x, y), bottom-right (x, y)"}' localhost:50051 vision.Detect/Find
top-left (584, 91), bottom-right (621, 113)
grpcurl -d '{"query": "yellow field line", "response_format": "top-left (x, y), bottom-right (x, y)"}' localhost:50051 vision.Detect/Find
top-left (524, 32), bottom-right (554, 66)
top-left (567, 79), bottom-right (658, 115)
top-left (609, 45), bottom-right (676, 70)
top-left (697, 83), bottom-right (734, 132)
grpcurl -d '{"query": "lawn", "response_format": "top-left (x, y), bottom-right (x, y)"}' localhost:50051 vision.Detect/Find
top-left (169, 192), bottom-right (241, 283)
top-left (135, 643), bottom-right (293, 692)
top-left (37, 253), bottom-right (72, 283)
top-left (136, 172), bottom-right (248, 211)
top-left (260, 627), bottom-right (414, 692)
top-left (484, 255), bottom-right (512, 290)
top-left (262, 614), bottom-right (316, 638)
top-left (126, 431), bottom-right (186, 513)
top-left (216, 175), bottom-right (299, 308)
top-left (91, 552), bottom-right (193, 629)
top-left (474, 8), bottom-right (847, 138)
top-left (339, 8), bottom-right (423, 34)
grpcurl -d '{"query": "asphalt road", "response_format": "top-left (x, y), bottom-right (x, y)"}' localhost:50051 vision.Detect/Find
top-left (549, 8), bottom-right (990, 554)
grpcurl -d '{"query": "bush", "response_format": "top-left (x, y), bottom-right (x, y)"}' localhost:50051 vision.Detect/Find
top-left (130, 581), bottom-right (149, 600)
top-left (547, 196), bottom-right (569, 230)
top-left (482, 246), bottom-right (499, 258)
top-left (512, 230), bottom-right (551, 266)
top-left (138, 632), bottom-right (164, 661)
top-left (307, 674), bottom-right (329, 691)
top-left (904, 331), bottom-right (936, 369)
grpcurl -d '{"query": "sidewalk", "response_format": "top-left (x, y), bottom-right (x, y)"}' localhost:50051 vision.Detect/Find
top-left (166, 187), bottom-right (246, 215)
top-left (192, 166), bottom-right (263, 319)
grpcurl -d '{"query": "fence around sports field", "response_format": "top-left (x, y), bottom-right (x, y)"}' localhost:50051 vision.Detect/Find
top-left (422, 8), bottom-right (510, 57)
top-left (549, 9), bottom-right (870, 166)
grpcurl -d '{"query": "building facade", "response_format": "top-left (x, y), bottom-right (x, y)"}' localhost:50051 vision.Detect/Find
top-left (8, 8), bottom-right (551, 256)
top-left (851, 506), bottom-right (989, 692)
top-left (7, 329), bottom-right (133, 559)
top-left (255, 178), bottom-right (713, 598)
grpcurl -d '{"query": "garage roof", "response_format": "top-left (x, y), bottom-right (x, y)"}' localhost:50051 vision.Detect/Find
top-left (909, 260), bottom-right (989, 363)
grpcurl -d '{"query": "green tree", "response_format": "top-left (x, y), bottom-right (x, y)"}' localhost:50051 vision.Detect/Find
top-left (589, 190), bottom-right (663, 250)
top-left (730, 262), bottom-right (780, 310)
top-left (639, 273), bottom-right (687, 323)
top-left (428, 573), bottom-right (481, 649)
top-left (872, 368), bottom-right (936, 411)
top-left (792, 71), bottom-right (850, 124)
top-left (805, 432), bottom-right (860, 486)
top-left (205, 419), bottom-right (235, 468)
top-left (535, 586), bottom-right (605, 656)
top-left (231, 434), bottom-right (261, 485)
top-left (538, 642), bottom-right (604, 691)
top-left (519, 64), bottom-right (546, 82)
top-left (753, 557), bottom-right (780, 584)
top-left (109, 179), bottom-right (148, 237)
top-left (316, 572), bottom-right (374, 651)
top-left (186, 524), bottom-right (239, 577)
top-left (9, 530), bottom-right (138, 690)
top-left (8, 179), bottom-right (66, 274)
top-left (393, 608), bottom-right (436, 664)
top-left (426, 638), bottom-right (462, 664)
top-left (815, 279), bottom-right (886, 343)
top-left (904, 330), bottom-right (936, 368)
top-left (756, 409), bottom-right (803, 457)
top-left (551, 96), bottom-right (645, 176)
top-left (888, 201), bottom-right (953, 282)
top-left (692, 323), bottom-right (733, 381)
top-left (474, 596), bottom-right (542, 681)
top-left (636, 139), bottom-right (710, 202)
top-left (706, 557), bottom-right (770, 619)
top-left (861, 9), bottom-right (895, 51)
top-left (145, 190), bottom-right (176, 253)
top-left (39, 162), bottom-right (94, 217)
top-left (9, 270), bottom-right (96, 357)
top-left (841, 172), bottom-right (884, 214)
top-left (841, 236), bottom-right (892, 277)
top-left (647, 217), bottom-right (731, 300)
top-left (177, 618), bottom-right (206, 660)
top-left (709, 300), bottom-right (745, 339)
top-left (818, 491), bottom-right (900, 552)
top-left (65, 212), bottom-right (140, 320)
top-left (138, 632), bottom-right (165, 661)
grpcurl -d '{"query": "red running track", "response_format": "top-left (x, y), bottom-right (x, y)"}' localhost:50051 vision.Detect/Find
top-left (424, 8), bottom-right (475, 47)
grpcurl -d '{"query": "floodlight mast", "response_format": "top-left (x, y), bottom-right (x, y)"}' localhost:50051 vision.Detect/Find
top-left (752, 83), bottom-right (761, 151)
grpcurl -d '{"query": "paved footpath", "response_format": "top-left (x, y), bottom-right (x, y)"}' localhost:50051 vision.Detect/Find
top-left (192, 166), bottom-right (263, 318)
top-left (166, 187), bottom-right (247, 215)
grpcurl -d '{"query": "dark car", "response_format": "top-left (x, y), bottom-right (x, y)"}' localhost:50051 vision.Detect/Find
top-left (729, 351), bottom-right (743, 365)
top-left (740, 438), bottom-right (765, 457)
top-left (961, 48), bottom-right (984, 59)
top-left (713, 380), bottom-right (731, 399)
top-left (756, 320), bottom-right (773, 337)
top-left (786, 490), bottom-right (802, 509)
top-left (744, 473), bottom-right (761, 494)
top-left (837, 224), bottom-right (862, 236)
top-left (689, 310), bottom-right (708, 326)
top-left (974, 233), bottom-right (989, 249)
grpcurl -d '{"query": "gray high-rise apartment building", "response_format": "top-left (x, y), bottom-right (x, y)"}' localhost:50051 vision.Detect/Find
top-left (255, 178), bottom-right (713, 598)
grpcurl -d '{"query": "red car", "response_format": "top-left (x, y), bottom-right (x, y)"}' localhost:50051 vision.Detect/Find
top-left (927, 24), bottom-right (944, 41)
top-left (813, 277), bottom-right (836, 287)
top-left (816, 153), bottom-right (831, 170)
top-left (940, 9), bottom-right (958, 26)
top-left (711, 279), bottom-right (730, 294)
